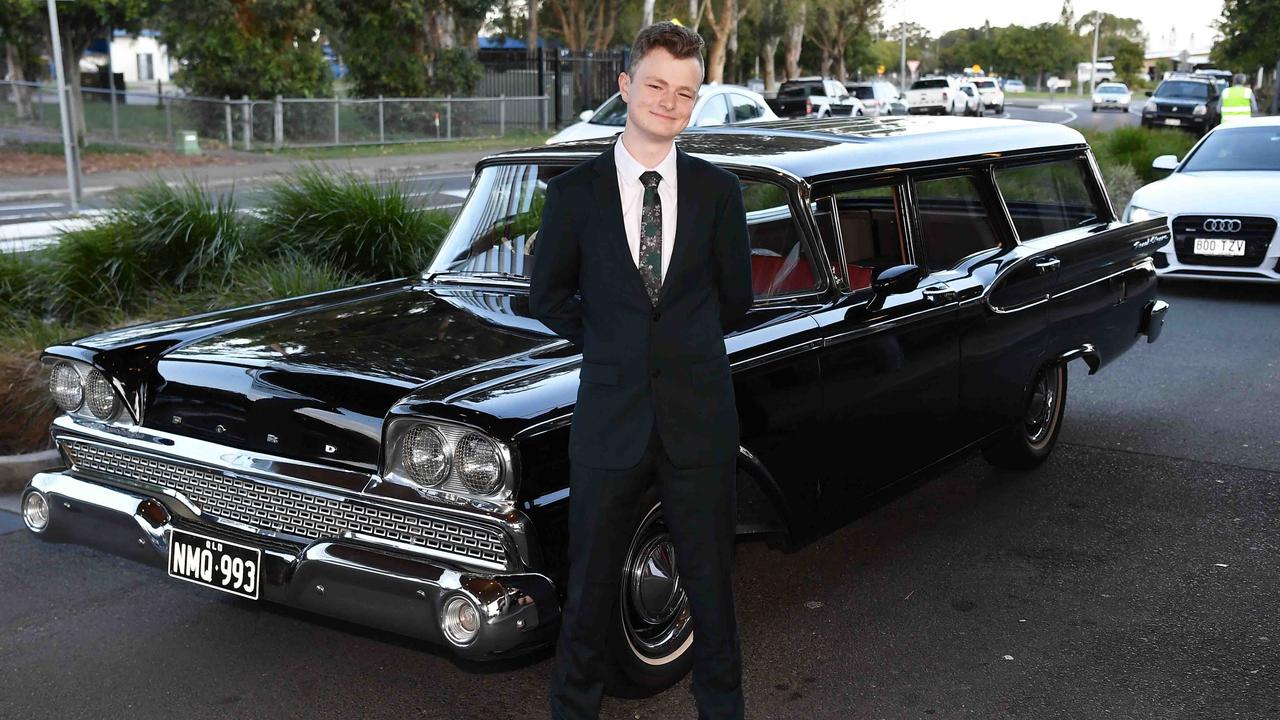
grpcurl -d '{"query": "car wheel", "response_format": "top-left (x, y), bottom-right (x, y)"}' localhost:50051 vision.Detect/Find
top-left (1091, 105), bottom-right (1098, 112)
top-left (982, 362), bottom-right (1067, 470)
top-left (996, 105), bottom-right (1004, 114)
top-left (605, 501), bottom-right (695, 698)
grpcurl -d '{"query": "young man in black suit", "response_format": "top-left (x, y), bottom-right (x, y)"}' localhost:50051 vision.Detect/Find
top-left (530, 21), bottom-right (753, 720)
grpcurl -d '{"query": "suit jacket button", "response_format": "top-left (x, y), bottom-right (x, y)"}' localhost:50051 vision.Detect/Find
top-left (650, 369), bottom-right (661, 378)
top-left (651, 310), bottom-right (661, 322)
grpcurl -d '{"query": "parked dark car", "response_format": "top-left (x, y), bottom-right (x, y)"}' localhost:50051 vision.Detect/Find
top-left (23, 116), bottom-right (1170, 696)
top-left (765, 77), bottom-right (865, 118)
top-left (1142, 76), bottom-right (1221, 134)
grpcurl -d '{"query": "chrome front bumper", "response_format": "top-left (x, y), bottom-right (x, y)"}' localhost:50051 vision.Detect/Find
top-left (23, 471), bottom-right (560, 660)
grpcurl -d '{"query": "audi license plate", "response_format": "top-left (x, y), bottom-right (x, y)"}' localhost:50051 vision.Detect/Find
top-left (1164, 118), bottom-right (1181, 126)
top-left (168, 528), bottom-right (261, 599)
top-left (1193, 238), bottom-right (1247, 257)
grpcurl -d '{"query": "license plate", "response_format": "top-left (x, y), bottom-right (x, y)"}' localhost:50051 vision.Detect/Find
top-left (1164, 118), bottom-right (1182, 126)
top-left (1193, 238), bottom-right (1247, 256)
top-left (168, 528), bottom-right (261, 599)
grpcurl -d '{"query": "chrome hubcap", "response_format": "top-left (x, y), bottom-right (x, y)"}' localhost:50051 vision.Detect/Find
top-left (621, 505), bottom-right (692, 658)
top-left (1024, 368), bottom-right (1059, 447)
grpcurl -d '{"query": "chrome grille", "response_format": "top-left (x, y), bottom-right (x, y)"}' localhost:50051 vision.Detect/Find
top-left (1171, 215), bottom-right (1277, 268)
top-left (61, 439), bottom-right (508, 569)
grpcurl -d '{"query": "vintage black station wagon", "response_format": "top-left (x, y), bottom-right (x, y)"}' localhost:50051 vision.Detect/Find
top-left (23, 116), bottom-right (1170, 693)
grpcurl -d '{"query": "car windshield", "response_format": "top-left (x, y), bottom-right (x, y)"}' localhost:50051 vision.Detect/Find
top-left (1180, 127), bottom-right (1280, 172)
top-left (1155, 81), bottom-right (1210, 100)
top-left (1099, 85), bottom-right (1126, 94)
top-left (974, 80), bottom-right (995, 89)
top-left (852, 86), bottom-right (875, 100)
top-left (588, 94), bottom-right (628, 126)
top-left (911, 79), bottom-right (948, 90)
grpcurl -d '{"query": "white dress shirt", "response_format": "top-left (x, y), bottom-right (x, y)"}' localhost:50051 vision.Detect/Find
top-left (614, 138), bottom-right (678, 279)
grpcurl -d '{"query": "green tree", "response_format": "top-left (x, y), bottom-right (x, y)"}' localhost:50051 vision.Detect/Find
top-left (44, 0), bottom-right (149, 146)
top-left (996, 22), bottom-right (1080, 88)
top-left (0, 0), bottom-right (46, 122)
top-left (808, 0), bottom-right (880, 82)
top-left (320, 0), bottom-right (483, 98)
top-left (1213, 0), bottom-right (1280, 73)
top-left (156, 0), bottom-right (332, 99)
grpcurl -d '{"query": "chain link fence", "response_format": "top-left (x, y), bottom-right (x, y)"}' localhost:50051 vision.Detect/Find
top-left (0, 80), bottom-right (551, 151)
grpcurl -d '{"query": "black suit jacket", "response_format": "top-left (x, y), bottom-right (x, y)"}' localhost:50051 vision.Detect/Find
top-left (530, 142), bottom-right (753, 470)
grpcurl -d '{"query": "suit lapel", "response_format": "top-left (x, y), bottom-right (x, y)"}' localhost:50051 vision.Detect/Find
top-left (591, 147), bottom-right (649, 300)
top-left (659, 147), bottom-right (697, 307)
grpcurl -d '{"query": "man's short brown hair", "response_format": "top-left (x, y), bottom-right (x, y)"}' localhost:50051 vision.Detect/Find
top-left (628, 22), bottom-right (705, 80)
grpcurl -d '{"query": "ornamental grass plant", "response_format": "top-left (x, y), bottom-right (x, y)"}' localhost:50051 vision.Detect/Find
top-left (257, 166), bottom-right (452, 279)
top-left (0, 166), bottom-right (452, 455)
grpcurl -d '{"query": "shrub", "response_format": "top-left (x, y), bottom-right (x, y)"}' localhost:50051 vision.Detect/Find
top-left (257, 166), bottom-right (452, 278)
top-left (1092, 126), bottom-right (1197, 183)
top-left (1096, 161), bottom-right (1143, 215)
top-left (45, 178), bottom-right (250, 322)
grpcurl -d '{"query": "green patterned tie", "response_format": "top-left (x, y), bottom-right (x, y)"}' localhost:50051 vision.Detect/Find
top-left (638, 170), bottom-right (663, 304)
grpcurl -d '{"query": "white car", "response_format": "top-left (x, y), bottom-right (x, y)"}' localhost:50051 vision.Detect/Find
top-left (545, 85), bottom-right (777, 144)
top-left (906, 76), bottom-right (977, 116)
top-left (1092, 82), bottom-right (1132, 112)
top-left (955, 81), bottom-right (984, 116)
top-left (1124, 116), bottom-right (1280, 283)
top-left (970, 77), bottom-right (1004, 114)
top-left (848, 80), bottom-right (908, 117)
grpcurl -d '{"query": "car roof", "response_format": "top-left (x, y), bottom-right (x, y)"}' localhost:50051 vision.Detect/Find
top-left (1161, 75), bottom-right (1214, 85)
top-left (485, 116), bottom-right (1088, 180)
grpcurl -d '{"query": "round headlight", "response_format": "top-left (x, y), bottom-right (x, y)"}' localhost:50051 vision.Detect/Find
top-left (455, 433), bottom-right (503, 494)
top-left (85, 369), bottom-right (118, 419)
top-left (49, 362), bottom-right (84, 412)
top-left (402, 424), bottom-right (449, 487)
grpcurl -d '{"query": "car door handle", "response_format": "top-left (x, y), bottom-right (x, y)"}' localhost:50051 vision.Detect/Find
top-left (921, 284), bottom-right (957, 303)
top-left (1033, 257), bottom-right (1061, 274)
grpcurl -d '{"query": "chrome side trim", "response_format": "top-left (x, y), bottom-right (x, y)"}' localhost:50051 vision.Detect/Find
top-left (822, 302), bottom-right (955, 348)
top-left (730, 339), bottom-right (823, 372)
top-left (1049, 260), bottom-right (1151, 301)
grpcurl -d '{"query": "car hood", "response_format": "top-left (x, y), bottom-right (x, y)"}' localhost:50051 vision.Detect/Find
top-left (1128, 171), bottom-right (1280, 216)
top-left (54, 281), bottom-right (574, 472)
top-left (546, 121), bottom-right (622, 144)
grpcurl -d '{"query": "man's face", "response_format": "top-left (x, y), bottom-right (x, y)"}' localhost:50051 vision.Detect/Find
top-left (619, 47), bottom-right (702, 142)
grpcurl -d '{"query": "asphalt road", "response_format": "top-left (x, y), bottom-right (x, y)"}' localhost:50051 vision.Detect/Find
top-left (1003, 97), bottom-right (1142, 131)
top-left (1, 278), bottom-right (1277, 720)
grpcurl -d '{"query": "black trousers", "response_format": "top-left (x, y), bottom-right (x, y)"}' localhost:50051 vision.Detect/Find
top-left (549, 423), bottom-right (744, 720)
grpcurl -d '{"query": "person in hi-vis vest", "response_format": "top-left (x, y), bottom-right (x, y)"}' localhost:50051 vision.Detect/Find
top-left (1220, 73), bottom-right (1258, 125)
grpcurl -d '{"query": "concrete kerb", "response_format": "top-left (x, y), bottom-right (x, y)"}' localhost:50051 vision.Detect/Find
top-left (0, 449), bottom-right (59, 493)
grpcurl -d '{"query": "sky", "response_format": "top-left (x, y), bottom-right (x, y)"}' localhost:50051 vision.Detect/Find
top-left (886, 0), bottom-right (1225, 52)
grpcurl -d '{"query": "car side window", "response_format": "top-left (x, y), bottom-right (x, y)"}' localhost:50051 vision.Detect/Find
top-left (831, 184), bottom-right (907, 291)
top-left (730, 94), bottom-right (762, 122)
top-left (994, 158), bottom-right (1104, 239)
top-left (696, 95), bottom-right (730, 126)
top-left (740, 178), bottom-right (820, 299)
top-left (913, 174), bottom-right (1002, 271)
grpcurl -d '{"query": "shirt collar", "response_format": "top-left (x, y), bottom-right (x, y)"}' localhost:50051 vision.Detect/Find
top-left (615, 138), bottom-right (678, 189)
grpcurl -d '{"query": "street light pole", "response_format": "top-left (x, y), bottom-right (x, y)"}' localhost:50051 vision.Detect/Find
top-left (45, 0), bottom-right (81, 213)
top-left (1090, 14), bottom-right (1101, 96)
top-left (899, 0), bottom-right (906, 93)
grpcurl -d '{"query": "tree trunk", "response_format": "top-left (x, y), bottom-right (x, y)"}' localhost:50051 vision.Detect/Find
top-left (783, 2), bottom-right (805, 80)
top-left (527, 0), bottom-right (539, 51)
top-left (689, 0), bottom-right (699, 32)
top-left (6, 43), bottom-right (33, 122)
top-left (60, 34), bottom-right (87, 148)
top-left (642, 0), bottom-right (655, 27)
top-left (819, 51), bottom-right (832, 79)
top-left (761, 37), bottom-right (779, 91)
